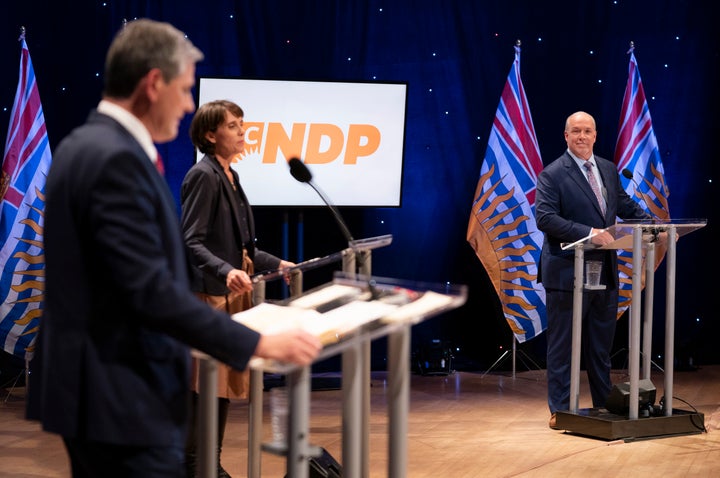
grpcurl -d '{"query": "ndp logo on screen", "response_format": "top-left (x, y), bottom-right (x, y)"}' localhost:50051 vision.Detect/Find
top-left (237, 122), bottom-right (381, 165)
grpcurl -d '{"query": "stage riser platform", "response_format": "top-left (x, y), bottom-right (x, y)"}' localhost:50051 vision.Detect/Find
top-left (556, 408), bottom-right (705, 441)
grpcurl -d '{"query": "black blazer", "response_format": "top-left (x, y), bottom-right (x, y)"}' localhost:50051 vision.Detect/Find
top-left (535, 152), bottom-right (649, 291)
top-left (181, 155), bottom-right (281, 295)
top-left (28, 111), bottom-right (261, 447)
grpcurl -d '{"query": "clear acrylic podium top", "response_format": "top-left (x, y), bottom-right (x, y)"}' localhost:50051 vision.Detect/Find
top-left (251, 234), bottom-right (393, 284)
top-left (235, 272), bottom-right (468, 373)
top-left (561, 218), bottom-right (707, 251)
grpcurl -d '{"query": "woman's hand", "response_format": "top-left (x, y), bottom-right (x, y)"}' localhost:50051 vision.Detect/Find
top-left (226, 268), bottom-right (253, 293)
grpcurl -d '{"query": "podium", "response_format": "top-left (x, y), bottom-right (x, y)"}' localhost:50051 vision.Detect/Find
top-left (556, 219), bottom-right (707, 440)
top-left (193, 235), bottom-right (393, 478)
top-left (247, 235), bottom-right (392, 478)
top-left (239, 274), bottom-right (467, 478)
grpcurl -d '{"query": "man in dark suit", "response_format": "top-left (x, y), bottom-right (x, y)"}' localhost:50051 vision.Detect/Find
top-left (27, 19), bottom-right (321, 477)
top-left (535, 111), bottom-right (649, 430)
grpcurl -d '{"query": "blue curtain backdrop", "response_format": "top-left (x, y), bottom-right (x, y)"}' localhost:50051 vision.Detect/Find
top-left (2, 0), bottom-right (717, 369)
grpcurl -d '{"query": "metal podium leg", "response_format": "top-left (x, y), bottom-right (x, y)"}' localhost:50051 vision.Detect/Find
top-left (569, 246), bottom-right (584, 413)
top-left (387, 325), bottom-right (410, 478)
top-left (249, 273), bottom-right (267, 478)
top-left (198, 357), bottom-right (218, 478)
top-left (248, 368), bottom-right (263, 478)
top-left (628, 227), bottom-right (643, 420)
top-left (664, 225), bottom-right (677, 416)
top-left (287, 366), bottom-right (311, 478)
top-left (357, 249), bottom-right (372, 478)
top-left (342, 342), bottom-right (362, 478)
top-left (361, 340), bottom-right (371, 478)
top-left (642, 243), bottom-right (656, 380)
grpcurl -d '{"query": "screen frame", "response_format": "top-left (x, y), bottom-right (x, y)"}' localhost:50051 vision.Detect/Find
top-left (196, 76), bottom-right (408, 208)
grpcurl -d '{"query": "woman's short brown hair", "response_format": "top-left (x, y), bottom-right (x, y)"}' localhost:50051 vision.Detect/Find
top-left (189, 100), bottom-right (244, 155)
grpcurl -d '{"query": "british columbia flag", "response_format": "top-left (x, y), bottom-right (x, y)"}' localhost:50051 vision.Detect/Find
top-left (0, 30), bottom-right (51, 360)
top-left (613, 45), bottom-right (670, 319)
top-left (467, 43), bottom-right (546, 342)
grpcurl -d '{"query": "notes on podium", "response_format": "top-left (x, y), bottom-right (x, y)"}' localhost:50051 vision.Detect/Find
top-left (233, 274), bottom-right (467, 369)
top-left (561, 218), bottom-right (707, 251)
top-left (233, 284), bottom-right (460, 344)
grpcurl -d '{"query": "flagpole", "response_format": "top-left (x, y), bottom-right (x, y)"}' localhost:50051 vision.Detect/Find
top-left (469, 39), bottom-right (546, 377)
top-left (2, 25), bottom-right (32, 395)
top-left (2, 23), bottom-right (53, 374)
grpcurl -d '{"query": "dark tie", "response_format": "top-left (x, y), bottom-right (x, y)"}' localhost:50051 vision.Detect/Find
top-left (583, 161), bottom-right (605, 214)
top-left (155, 152), bottom-right (165, 176)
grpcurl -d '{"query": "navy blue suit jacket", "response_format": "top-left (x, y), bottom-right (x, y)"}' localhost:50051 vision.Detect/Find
top-left (28, 111), bottom-right (262, 447)
top-left (535, 151), bottom-right (648, 291)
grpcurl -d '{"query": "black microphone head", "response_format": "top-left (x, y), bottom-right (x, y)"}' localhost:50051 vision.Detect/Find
top-left (622, 168), bottom-right (633, 180)
top-left (288, 157), bottom-right (312, 183)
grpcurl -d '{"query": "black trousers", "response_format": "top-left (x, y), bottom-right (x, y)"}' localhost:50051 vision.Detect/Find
top-left (546, 287), bottom-right (618, 413)
top-left (63, 437), bottom-right (185, 478)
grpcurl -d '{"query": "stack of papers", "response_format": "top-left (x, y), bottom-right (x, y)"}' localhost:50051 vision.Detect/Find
top-left (232, 284), bottom-right (459, 345)
top-left (232, 299), bottom-right (397, 345)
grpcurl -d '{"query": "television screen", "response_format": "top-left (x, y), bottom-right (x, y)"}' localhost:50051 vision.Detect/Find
top-left (197, 77), bottom-right (407, 207)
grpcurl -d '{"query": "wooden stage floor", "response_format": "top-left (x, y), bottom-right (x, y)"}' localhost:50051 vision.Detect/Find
top-left (2, 365), bottom-right (719, 477)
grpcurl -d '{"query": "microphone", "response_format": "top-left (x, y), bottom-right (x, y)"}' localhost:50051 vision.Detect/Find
top-left (289, 157), bottom-right (312, 183)
top-left (287, 157), bottom-right (354, 243)
top-left (624, 167), bottom-right (670, 196)
top-left (621, 168), bottom-right (635, 182)
top-left (621, 168), bottom-right (660, 240)
top-left (622, 168), bottom-right (651, 206)
top-left (288, 157), bottom-right (387, 299)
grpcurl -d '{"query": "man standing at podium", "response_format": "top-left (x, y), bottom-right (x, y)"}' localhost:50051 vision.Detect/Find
top-left (535, 111), bottom-right (649, 429)
top-left (27, 19), bottom-right (321, 477)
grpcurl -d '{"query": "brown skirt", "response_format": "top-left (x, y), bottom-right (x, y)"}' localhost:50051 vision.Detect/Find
top-left (190, 253), bottom-right (254, 399)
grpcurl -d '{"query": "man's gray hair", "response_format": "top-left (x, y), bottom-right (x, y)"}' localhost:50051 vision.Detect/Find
top-left (103, 18), bottom-right (204, 98)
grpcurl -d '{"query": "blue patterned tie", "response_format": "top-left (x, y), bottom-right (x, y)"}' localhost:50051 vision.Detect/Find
top-left (583, 161), bottom-right (605, 214)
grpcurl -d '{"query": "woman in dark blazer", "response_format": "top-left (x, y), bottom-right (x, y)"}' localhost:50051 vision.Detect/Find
top-left (180, 100), bottom-right (294, 477)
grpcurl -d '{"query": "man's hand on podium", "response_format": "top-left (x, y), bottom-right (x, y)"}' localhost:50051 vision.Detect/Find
top-left (254, 329), bottom-right (322, 366)
top-left (589, 228), bottom-right (614, 246)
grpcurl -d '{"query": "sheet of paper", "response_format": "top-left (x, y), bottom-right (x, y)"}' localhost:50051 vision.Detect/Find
top-left (382, 291), bottom-right (456, 323)
top-left (288, 284), bottom-right (362, 309)
top-left (316, 300), bottom-right (399, 335)
top-left (232, 300), bottom-right (394, 345)
top-left (232, 302), bottom-right (322, 334)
